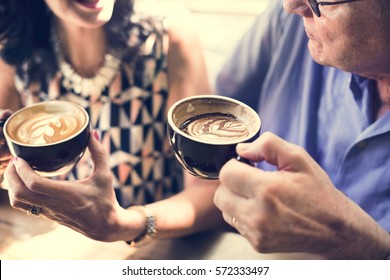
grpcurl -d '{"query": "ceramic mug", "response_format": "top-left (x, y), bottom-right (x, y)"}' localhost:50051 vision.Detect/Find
top-left (1, 100), bottom-right (90, 177)
top-left (167, 95), bottom-right (261, 180)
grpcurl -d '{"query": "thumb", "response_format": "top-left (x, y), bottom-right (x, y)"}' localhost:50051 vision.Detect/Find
top-left (0, 109), bottom-right (13, 121)
top-left (0, 109), bottom-right (13, 139)
top-left (236, 132), bottom-right (310, 172)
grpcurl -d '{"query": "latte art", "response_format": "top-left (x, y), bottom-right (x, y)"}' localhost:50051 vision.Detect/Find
top-left (14, 112), bottom-right (83, 145)
top-left (180, 113), bottom-right (249, 143)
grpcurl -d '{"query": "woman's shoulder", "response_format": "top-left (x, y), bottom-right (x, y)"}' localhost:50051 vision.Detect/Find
top-left (132, 2), bottom-right (198, 46)
top-left (133, 0), bottom-right (192, 22)
top-left (124, 2), bottom-right (198, 60)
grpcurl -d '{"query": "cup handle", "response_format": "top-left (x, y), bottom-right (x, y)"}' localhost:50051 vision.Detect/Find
top-left (0, 120), bottom-right (6, 141)
top-left (0, 109), bottom-right (13, 129)
top-left (236, 155), bottom-right (255, 167)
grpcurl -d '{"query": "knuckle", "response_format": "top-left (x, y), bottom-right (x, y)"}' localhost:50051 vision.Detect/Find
top-left (286, 145), bottom-right (307, 161)
top-left (231, 171), bottom-right (245, 185)
top-left (262, 183), bottom-right (281, 199)
top-left (219, 160), bottom-right (235, 181)
top-left (254, 242), bottom-right (272, 254)
top-left (260, 132), bottom-right (276, 146)
top-left (213, 188), bottom-right (222, 208)
top-left (249, 232), bottom-right (270, 253)
top-left (11, 187), bottom-right (26, 201)
top-left (251, 216), bottom-right (269, 236)
top-left (255, 182), bottom-right (280, 207)
top-left (251, 229), bottom-right (275, 253)
top-left (9, 197), bottom-right (21, 208)
top-left (213, 185), bottom-right (231, 211)
top-left (25, 179), bottom-right (41, 192)
top-left (96, 169), bottom-right (113, 186)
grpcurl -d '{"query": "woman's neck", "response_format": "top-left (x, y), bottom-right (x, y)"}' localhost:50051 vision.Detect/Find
top-left (56, 20), bottom-right (108, 78)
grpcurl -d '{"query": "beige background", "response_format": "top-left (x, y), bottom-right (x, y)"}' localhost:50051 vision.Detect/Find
top-left (136, 0), bottom-right (271, 87)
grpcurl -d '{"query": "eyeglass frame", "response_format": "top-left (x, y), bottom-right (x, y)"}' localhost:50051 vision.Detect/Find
top-left (307, 0), bottom-right (364, 17)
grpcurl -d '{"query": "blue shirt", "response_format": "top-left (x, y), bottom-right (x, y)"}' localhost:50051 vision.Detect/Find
top-left (216, 2), bottom-right (390, 231)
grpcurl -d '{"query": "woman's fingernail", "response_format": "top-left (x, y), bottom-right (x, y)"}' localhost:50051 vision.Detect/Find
top-left (93, 130), bottom-right (100, 141)
top-left (13, 157), bottom-right (19, 166)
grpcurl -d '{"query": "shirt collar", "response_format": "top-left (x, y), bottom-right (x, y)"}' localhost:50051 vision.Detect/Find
top-left (349, 73), bottom-right (376, 125)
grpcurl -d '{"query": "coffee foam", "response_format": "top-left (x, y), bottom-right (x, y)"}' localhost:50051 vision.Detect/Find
top-left (6, 101), bottom-right (87, 146)
top-left (181, 113), bottom-right (249, 143)
top-left (13, 112), bottom-right (83, 145)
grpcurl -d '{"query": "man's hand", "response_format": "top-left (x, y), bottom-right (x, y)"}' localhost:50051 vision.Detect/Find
top-left (214, 132), bottom-right (390, 259)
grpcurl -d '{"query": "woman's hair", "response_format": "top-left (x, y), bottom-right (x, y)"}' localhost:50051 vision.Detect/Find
top-left (0, 0), bottom-right (136, 85)
top-left (0, 0), bottom-right (49, 66)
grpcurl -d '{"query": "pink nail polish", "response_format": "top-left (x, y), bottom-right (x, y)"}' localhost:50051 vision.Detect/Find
top-left (93, 130), bottom-right (100, 140)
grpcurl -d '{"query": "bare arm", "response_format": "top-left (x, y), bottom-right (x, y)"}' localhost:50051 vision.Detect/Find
top-left (5, 131), bottom-right (227, 242)
top-left (164, 3), bottom-right (211, 110)
top-left (143, 5), bottom-right (223, 237)
top-left (132, 5), bottom-right (222, 239)
top-left (145, 174), bottom-right (226, 239)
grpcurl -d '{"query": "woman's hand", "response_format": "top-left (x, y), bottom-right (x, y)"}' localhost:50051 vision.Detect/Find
top-left (4, 131), bottom-right (145, 242)
top-left (0, 109), bottom-right (13, 185)
top-left (214, 132), bottom-right (390, 259)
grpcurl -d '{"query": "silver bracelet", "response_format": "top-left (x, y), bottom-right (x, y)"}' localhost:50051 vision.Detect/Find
top-left (127, 205), bottom-right (157, 247)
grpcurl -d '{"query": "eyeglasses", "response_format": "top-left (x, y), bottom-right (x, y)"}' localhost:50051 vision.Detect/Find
top-left (307, 0), bottom-right (363, 17)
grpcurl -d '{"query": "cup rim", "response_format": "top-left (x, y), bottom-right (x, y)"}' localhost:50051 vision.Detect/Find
top-left (167, 95), bottom-right (261, 145)
top-left (3, 100), bottom-right (90, 147)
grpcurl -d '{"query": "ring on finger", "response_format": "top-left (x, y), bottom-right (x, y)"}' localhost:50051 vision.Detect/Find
top-left (27, 205), bottom-right (41, 217)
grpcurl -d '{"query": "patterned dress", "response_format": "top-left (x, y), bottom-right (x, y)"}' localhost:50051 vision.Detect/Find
top-left (14, 15), bottom-right (183, 208)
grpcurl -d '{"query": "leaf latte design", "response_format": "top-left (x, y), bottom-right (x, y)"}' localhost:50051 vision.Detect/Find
top-left (180, 113), bottom-right (249, 143)
top-left (14, 113), bottom-right (83, 145)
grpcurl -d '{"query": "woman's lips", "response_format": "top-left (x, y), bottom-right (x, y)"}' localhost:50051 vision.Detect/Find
top-left (75, 0), bottom-right (101, 9)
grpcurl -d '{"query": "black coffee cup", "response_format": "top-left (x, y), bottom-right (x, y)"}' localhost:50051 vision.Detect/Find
top-left (167, 95), bottom-right (261, 180)
top-left (1, 101), bottom-right (90, 177)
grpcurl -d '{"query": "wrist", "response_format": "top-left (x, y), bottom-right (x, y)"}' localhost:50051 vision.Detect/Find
top-left (384, 232), bottom-right (390, 260)
top-left (323, 226), bottom-right (390, 259)
top-left (126, 205), bottom-right (157, 247)
top-left (104, 206), bottom-right (145, 242)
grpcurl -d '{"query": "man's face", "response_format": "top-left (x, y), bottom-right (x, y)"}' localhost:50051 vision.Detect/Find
top-left (283, 0), bottom-right (390, 77)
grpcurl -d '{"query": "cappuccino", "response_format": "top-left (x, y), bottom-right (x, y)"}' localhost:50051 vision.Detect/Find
top-left (3, 101), bottom-right (90, 177)
top-left (167, 95), bottom-right (261, 179)
top-left (180, 113), bottom-right (249, 143)
top-left (6, 103), bottom-right (87, 146)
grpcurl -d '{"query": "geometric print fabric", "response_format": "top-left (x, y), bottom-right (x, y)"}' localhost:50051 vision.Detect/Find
top-left (17, 15), bottom-right (183, 208)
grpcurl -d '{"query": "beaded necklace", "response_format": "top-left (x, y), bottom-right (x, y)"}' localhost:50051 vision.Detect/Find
top-left (51, 25), bottom-right (121, 98)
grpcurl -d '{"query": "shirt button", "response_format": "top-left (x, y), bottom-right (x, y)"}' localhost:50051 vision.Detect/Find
top-left (357, 141), bottom-right (367, 149)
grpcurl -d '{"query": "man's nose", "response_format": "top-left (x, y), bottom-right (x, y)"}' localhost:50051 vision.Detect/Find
top-left (283, 0), bottom-right (313, 17)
